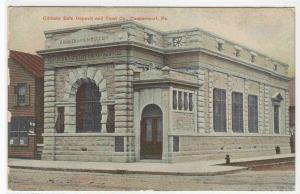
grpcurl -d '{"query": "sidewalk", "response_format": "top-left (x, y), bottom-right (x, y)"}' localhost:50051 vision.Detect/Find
top-left (8, 154), bottom-right (294, 176)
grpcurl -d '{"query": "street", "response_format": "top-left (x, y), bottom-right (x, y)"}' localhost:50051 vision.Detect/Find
top-left (8, 163), bottom-right (295, 191)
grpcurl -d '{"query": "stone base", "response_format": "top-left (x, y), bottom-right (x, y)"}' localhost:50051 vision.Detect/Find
top-left (41, 134), bottom-right (291, 163)
top-left (169, 135), bottom-right (291, 163)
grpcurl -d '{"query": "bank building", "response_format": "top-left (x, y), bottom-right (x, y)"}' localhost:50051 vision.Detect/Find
top-left (37, 21), bottom-right (291, 163)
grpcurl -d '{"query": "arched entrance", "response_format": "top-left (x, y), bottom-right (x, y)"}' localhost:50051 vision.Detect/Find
top-left (76, 79), bottom-right (101, 133)
top-left (140, 104), bottom-right (163, 159)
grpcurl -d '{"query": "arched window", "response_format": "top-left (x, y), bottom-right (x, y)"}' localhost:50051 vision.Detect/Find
top-left (76, 80), bottom-right (101, 133)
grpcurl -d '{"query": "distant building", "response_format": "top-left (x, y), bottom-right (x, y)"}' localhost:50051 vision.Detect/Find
top-left (8, 50), bottom-right (44, 158)
top-left (289, 78), bottom-right (295, 129)
top-left (38, 21), bottom-right (291, 163)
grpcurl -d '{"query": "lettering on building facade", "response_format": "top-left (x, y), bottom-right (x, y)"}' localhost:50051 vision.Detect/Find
top-left (44, 48), bottom-right (123, 64)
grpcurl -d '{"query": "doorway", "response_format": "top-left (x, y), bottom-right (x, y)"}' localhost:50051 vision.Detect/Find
top-left (140, 104), bottom-right (163, 160)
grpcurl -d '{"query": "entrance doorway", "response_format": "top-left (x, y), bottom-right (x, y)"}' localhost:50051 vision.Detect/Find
top-left (140, 104), bottom-right (163, 160)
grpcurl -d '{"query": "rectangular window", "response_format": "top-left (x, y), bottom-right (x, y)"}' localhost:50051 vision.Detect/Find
top-left (274, 105), bottom-right (280, 134)
top-left (188, 93), bottom-right (193, 111)
top-left (235, 49), bottom-right (241, 57)
top-left (251, 55), bottom-right (256, 63)
top-left (232, 92), bottom-right (243, 132)
top-left (173, 136), bottom-right (179, 152)
top-left (217, 42), bottom-right (223, 51)
top-left (248, 95), bottom-right (258, 133)
top-left (178, 91), bottom-right (183, 110)
top-left (213, 88), bottom-right (227, 132)
top-left (115, 136), bottom-right (124, 152)
top-left (55, 107), bottom-right (65, 133)
top-left (14, 83), bottom-right (29, 106)
top-left (173, 91), bottom-right (177, 110)
top-left (9, 117), bottom-right (32, 145)
top-left (183, 92), bottom-right (188, 110)
top-left (107, 105), bottom-right (115, 133)
top-left (145, 32), bottom-right (153, 44)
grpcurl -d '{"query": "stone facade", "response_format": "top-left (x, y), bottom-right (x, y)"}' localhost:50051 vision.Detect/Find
top-left (38, 21), bottom-right (291, 163)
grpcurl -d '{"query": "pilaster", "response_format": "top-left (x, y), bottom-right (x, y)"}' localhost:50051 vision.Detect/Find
top-left (114, 64), bottom-right (134, 133)
top-left (43, 69), bottom-right (56, 133)
top-left (264, 85), bottom-right (270, 134)
top-left (285, 90), bottom-right (290, 135)
top-left (42, 69), bottom-right (56, 160)
top-left (196, 69), bottom-right (205, 133)
top-left (227, 75), bottom-right (233, 133)
top-left (208, 70), bottom-right (214, 133)
top-left (244, 79), bottom-right (249, 133)
top-left (259, 83), bottom-right (265, 133)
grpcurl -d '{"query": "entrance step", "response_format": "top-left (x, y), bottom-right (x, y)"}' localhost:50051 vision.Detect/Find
top-left (138, 159), bottom-right (163, 163)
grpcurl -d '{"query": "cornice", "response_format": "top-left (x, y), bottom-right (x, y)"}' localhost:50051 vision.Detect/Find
top-left (38, 41), bottom-right (291, 81)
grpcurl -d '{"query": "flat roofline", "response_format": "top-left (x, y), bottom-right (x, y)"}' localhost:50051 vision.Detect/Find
top-left (43, 20), bottom-right (290, 67)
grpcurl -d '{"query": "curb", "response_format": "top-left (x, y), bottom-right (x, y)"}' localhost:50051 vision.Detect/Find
top-left (8, 165), bottom-right (249, 176)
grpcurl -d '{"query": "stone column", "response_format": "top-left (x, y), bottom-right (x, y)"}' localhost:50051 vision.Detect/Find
top-left (42, 69), bottom-right (56, 160)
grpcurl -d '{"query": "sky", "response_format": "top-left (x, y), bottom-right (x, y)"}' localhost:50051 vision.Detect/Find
top-left (8, 7), bottom-right (295, 76)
